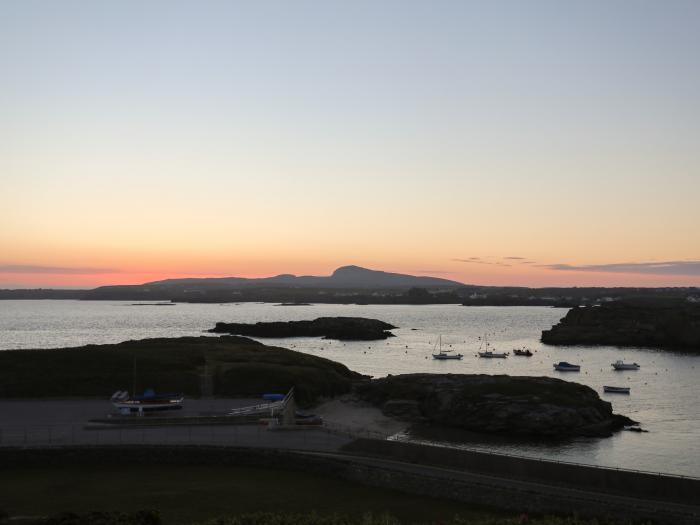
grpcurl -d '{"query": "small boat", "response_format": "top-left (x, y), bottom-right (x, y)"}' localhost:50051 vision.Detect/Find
top-left (513, 348), bottom-right (533, 356)
top-left (603, 386), bottom-right (631, 394)
top-left (476, 335), bottom-right (507, 358)
top-left (478, 351), bottom-right (508, 358)
top-left (433, 352), bottom-right (464, 360)
top-left (111, 388), bottom-right (184, 415)
top-left (612, 360), bottom-right (640, 370)
top-left (553, 361), bottom-right (580, 372)
top-left (432, 335), bottom-right (463, 360)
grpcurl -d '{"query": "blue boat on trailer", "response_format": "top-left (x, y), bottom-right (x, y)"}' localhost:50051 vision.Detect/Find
top-left (111, 388), bottom-right (184, 415)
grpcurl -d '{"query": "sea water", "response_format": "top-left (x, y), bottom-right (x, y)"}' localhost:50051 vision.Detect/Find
top-left (0, 300), bottom-right (698, 477)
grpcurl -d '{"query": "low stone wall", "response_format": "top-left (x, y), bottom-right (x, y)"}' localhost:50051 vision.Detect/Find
top-left (342, 438), bottom-right (700, 505)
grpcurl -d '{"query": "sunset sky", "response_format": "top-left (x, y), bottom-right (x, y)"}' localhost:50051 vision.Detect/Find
top-left (2, 1), bottom-right (699, 288)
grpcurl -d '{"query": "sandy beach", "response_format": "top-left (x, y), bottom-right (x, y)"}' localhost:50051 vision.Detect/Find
top-left (313, 396), bottom-right (407, 437)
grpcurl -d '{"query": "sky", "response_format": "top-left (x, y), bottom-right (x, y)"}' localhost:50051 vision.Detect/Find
top-left (1, 1), bottom-right (699, 288)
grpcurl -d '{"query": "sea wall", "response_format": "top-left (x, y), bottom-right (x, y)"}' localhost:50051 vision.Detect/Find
top-left (1, 445), bottom-right (698, 525)
top-left (342, 438), bottom-right (700, 505)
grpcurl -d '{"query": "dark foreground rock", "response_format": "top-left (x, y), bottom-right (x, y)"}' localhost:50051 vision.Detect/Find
top-left (211, 317), bottom-right (397, 341)
top-left (355, 374), bottom-right (634, 438)
top-left (541, 302), bottom-right (700, 351)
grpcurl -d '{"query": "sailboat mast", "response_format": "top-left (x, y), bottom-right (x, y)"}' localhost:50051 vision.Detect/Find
top-left (132, 354), bottom-right (136, 397)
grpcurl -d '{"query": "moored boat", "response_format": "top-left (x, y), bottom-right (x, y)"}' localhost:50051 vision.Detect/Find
top-left (478, 351), bottom-right (508, 358)
top-left (476, 335), bottom-right (507, 358)
top-left (513, 348), bottom-right (533, 356)
top-left (433, 352), bottom-right (464, 360)
top-left (553, 361), bottom-right (580, 372)
top-left (612, 360), bottom-right (640, 370)
top-left (432, 335), bottom-right (463, 360)
top-left (603, 386), bottom-right (631, 394)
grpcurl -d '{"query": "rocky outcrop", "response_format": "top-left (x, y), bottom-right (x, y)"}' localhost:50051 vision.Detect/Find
top-left (541, 302), bottom-right (700, 351)
top-left (210, 317), bottom-right (397, 341)
top-left (355, 374), bottom-right (634, 438)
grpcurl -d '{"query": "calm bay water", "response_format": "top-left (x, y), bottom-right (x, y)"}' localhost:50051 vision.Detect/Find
top-left (1, 300), bottom-right (698, 477)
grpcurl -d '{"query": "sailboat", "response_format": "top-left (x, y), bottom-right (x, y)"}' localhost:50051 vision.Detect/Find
top-left (110, 355), bottom-right (184, 415)
top-left (477, 335), bottom-right (508, 358)
top-left (432, 335), bottom-right (463, 360)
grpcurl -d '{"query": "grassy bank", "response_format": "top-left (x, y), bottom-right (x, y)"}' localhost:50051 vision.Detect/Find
top-left (0, 464), bottom-right (496, 525)
top-left (0, 336), bottom-right (360, 404)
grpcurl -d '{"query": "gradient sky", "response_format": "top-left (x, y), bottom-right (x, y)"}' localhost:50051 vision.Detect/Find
top-left (2, 1), bottom-right (699, 288)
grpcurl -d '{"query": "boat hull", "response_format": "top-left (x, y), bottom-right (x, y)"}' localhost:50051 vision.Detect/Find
top-left (553, 363), bottom-right (580, 372)
top-left (433, 354), bottom-right (463, 360)
top-left (113, 402), bottom-right (184, 413)
top-left (603, 386), bottom-right (630, 394)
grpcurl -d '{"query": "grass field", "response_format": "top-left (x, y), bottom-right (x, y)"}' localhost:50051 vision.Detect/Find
top-left (0, 464), bottom-right (499, 525)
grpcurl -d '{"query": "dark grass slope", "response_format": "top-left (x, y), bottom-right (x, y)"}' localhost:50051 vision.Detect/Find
top-left (0, 336), bottom-right (361, 404)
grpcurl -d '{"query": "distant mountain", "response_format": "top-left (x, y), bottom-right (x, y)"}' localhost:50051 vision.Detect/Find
top-left (146, 265), bottom-right (464, 289)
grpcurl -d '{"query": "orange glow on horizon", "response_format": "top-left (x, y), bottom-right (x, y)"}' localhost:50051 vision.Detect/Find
top-left (2, 261), bottom-right (699, 289)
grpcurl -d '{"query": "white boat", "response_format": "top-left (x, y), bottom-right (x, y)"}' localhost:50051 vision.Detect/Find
top-left (478, 351), bottom-right (508, 358)
top-left (612, 360), bottom-right (640, 370)
top-left (432, 335), bottom-right (463, 360)
top-left (553, 361), bottom-right (580, 372)
top-left (111, 389), bottom-right (184, 415)
top-left (603, 386), bottom-right (630, 394)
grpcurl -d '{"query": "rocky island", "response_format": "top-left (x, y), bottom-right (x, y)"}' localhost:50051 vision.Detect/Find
top-left (1, 335), bottom-right (634, 439)
top-left (355, 373), bottom-right (634, 438)
top-left (541, 301), bottom-right (700, 351)
top-left (210, 316), bottom-right (397, 340)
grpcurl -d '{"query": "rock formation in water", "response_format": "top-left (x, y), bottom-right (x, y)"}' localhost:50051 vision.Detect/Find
top-left (355, 373), bottom-right (635, 438)
top-left (210, 317), bottom-right (397, 341)
top-left (541, 301), bottom-right (700, 351)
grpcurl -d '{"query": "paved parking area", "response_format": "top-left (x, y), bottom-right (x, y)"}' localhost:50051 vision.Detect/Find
top-left (0, 399), bottom-right (352, 451)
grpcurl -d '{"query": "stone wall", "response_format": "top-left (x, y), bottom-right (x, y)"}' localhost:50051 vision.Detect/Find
top-left (342, 438), bottom-right (700, 505)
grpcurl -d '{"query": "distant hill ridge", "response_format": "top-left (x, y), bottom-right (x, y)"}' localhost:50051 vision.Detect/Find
top-left (146, 265), bottom-right (464, 289)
